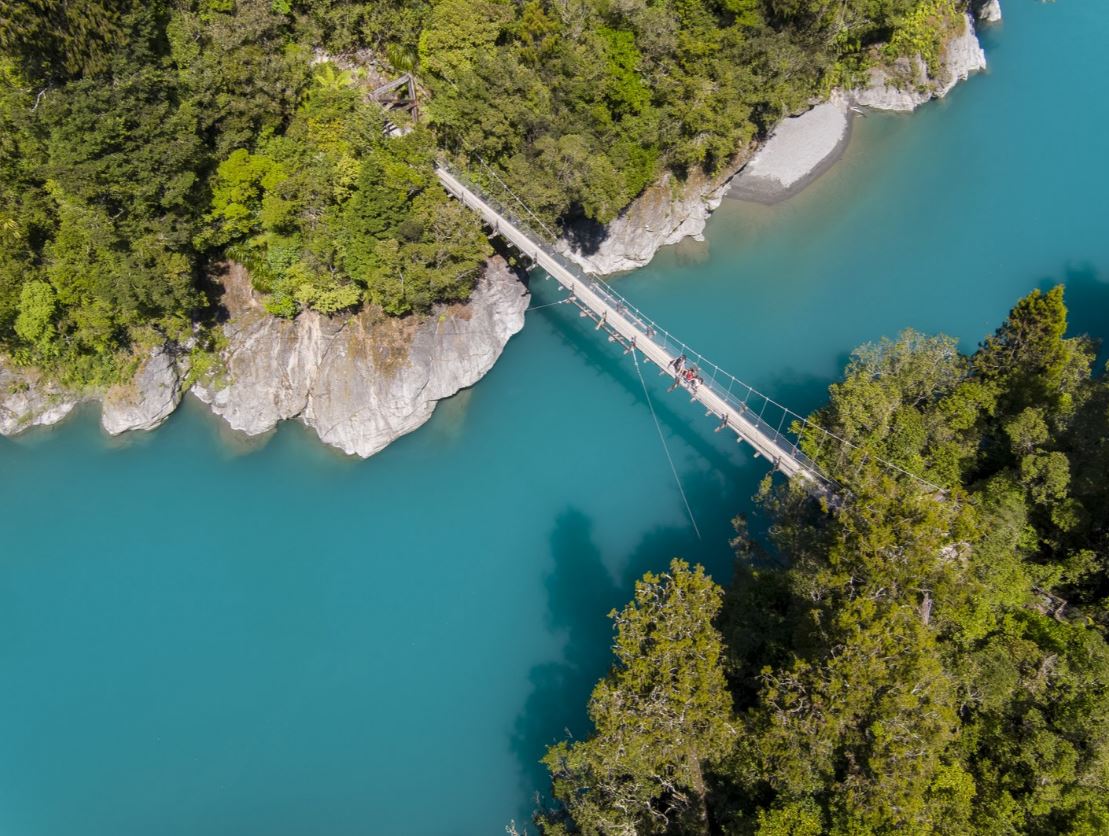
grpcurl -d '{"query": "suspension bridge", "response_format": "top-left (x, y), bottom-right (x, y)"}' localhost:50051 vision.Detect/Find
top-left (435, 163), bottom-right (840, 486)
top-left (436, 163), bottom-right (953, 497)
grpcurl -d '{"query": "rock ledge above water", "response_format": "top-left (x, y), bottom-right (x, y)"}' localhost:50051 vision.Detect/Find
top-left (849, 14), bottom-right (987, 112)
top-left (192, 257), bottom-right (529, 457)
top-left (0, 359), bottom-right (80, 436)
top-left (0, 258), bottom-right (528, 459)
top-left (100, 346), bottom-right (186, 435)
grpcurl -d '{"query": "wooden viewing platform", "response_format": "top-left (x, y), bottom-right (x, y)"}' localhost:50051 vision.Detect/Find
top-left (435, 165), bottom-right (823, 484)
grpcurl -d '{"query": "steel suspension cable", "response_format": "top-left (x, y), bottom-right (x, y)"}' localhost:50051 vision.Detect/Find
top-left (438, 163), bottom-right (949, 496)
top-left (631, 348), bottom-right (702, 540)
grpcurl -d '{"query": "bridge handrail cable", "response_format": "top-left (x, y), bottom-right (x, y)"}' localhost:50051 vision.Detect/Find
top-left (439, 161), bottom-right (946, 494)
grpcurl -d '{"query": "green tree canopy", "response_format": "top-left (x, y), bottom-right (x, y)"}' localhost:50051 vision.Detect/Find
top-left (541, 288), bottom-right (1109, 835)
top-left (541, 560), bottom-right (735, 835)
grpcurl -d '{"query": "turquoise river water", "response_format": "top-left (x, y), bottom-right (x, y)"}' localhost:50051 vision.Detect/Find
top-left (2, 3), bottom-right (1107, 833)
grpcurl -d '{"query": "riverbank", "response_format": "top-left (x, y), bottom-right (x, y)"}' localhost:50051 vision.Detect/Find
top-left (566, 12), bottom-right (988, 270)
top-left (0, 13), bottom-right (990, 456)
top-left (0, 256), bottom-right (529, 457)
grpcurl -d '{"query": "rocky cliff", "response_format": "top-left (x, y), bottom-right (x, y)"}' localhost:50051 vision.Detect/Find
top-left (0, 258), bottom-right (528, 457)
top-left (100, 346), bottom-right (187, 435)
top-left (192, 257), bottom-right (528, 457)
top-left (0, 345), bottom-right (185, 437)
top-left (849, 14), bottom-right (987, 111)
top-left (0, 359), bottom-right (80, 436)
top-left (560, 155), bottom-right (752, 276)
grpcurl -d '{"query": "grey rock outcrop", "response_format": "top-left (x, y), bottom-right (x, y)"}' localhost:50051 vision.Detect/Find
top-left (850, 14), bottom-right (986, 112)
top-left (190, 266), bottom-right (330, 435)
top-left (100, 345), bottom-right (186, 435)
top-left (977, 0), bottom-right (1001, 23)
top-left (0, 347), bottom-right (187, 438)
top-left (0, 358), bottom-right (80, 435)
top-left (560, 153), bottom-right (751, 275)
top-left (192, 258), bottom-right (529, 457)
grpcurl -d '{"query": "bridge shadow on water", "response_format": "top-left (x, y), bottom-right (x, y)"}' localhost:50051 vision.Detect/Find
top-left (528, 278), bottom-right (819, 487)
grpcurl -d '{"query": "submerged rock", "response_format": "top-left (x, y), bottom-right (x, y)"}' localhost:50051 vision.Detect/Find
top-left (192, 257), bottom-right (529, 457)
top-left (101, 346), bottom-right (185, 435)
top-left (851, 14), bottom-right (987, 112)
top-left (0, 358), bottom-right (80, 436)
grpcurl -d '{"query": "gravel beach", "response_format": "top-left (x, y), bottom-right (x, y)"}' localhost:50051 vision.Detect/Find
top-left (729, 96), bottom-right (853, 204)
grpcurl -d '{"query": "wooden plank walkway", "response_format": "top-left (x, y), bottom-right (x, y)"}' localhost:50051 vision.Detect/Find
top-left (436, 166), bottom-right (821, 483)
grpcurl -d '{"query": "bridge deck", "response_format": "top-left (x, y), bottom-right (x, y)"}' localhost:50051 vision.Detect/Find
top-left (436, 166), bottom-right (820, 483)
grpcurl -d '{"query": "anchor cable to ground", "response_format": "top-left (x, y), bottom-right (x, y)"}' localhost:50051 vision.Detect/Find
top-left (631, 348), bottom-right (702, 541)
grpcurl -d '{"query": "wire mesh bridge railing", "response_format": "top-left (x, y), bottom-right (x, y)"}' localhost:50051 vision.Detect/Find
top-left (436, 159), bottom-right (948, 493)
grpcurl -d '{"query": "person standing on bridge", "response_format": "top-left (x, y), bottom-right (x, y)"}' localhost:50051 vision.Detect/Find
top-left (667, 355), bottom-right (688, 392)
top-left (671, 367), bottom-right (692, 393)
top-left (683, 366), bottom-right (704, 393)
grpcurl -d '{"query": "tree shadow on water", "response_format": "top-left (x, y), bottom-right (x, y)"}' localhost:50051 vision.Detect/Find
top-left (510, 467), bottom-right (756, 820)
top-left (1045, 262), bottom-right (1109, 366)
top-left (509, 508), bottom-right (623, 816)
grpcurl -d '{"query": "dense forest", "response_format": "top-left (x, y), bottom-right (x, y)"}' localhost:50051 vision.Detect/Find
top-left (0, 0), bottom-right (967, 386)
top-left (538, 287), bottom-right (1109, 835)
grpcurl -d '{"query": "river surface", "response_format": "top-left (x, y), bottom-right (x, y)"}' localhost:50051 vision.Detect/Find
top-left (2, 3), bottom-right (1107, 833)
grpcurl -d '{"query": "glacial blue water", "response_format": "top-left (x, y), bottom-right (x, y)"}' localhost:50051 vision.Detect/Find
top-left (1, 3), bottom-right (1107, 833)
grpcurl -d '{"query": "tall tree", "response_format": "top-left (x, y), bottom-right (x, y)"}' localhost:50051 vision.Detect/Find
top-left (0, 0), bottom-right (139, 81)
top-left (541, 560), bottom-right (735, 835)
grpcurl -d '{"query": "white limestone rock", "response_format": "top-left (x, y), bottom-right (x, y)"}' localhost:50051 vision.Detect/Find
top-left (100, 345), bottom-right (185, 435)
top-left (851, 14), bottom-right (986, 112)
top-left (560, 154), bottom-right (750, 275)
top-left (193, 257), bottom-right (529, 457)
top-left (851, 55), bottom-right (934, 112)
top-left (1, 346), bottom-right (186, 438)
top-left (0, 357), bottom-right (80, 436)
top-left (302, 260), bottom-right (528, 457)
top-left (730, 95), bottom-right (851, 202)
top-left (978, 0), bottom-right (1001, 24)
top-left (938, 15), bottom-right (989, 96)
top-left (190, 265), bottom-right (336, 435)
